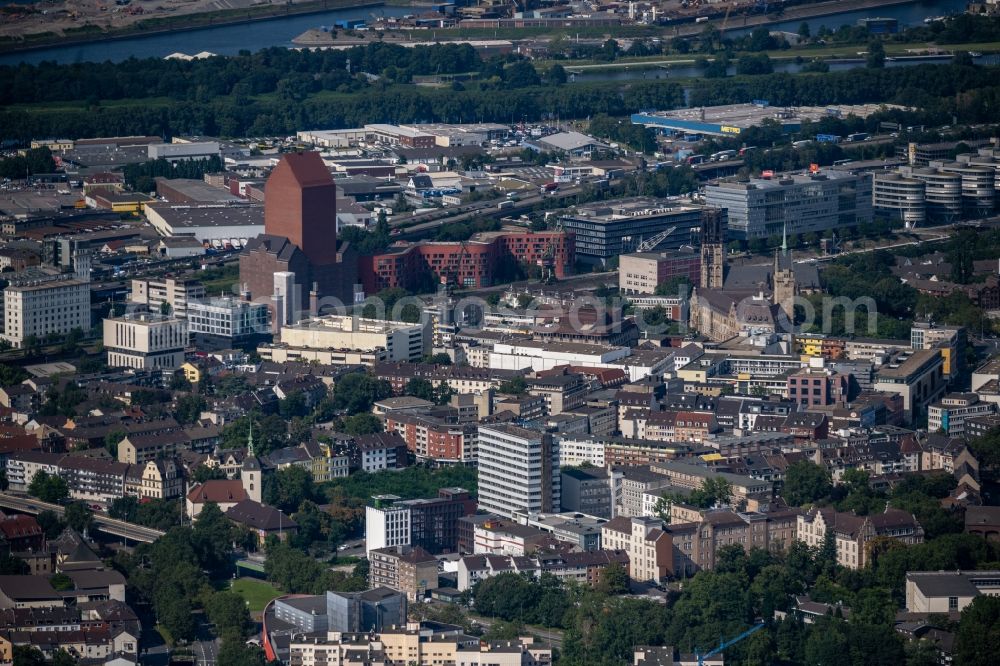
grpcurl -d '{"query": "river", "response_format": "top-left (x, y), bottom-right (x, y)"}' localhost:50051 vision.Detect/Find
top-left (724, 0), bottom-right (968, 38)
top-left (0, 0), bottom-right (974, 67)
top-left (0, 4), bottom-right (412, 67)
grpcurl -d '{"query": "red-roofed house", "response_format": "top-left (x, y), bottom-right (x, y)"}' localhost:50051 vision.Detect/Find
top-left (185, 479), bottom-right (247, 518)
top-left (569, 366), bottom-right (627, 389)
top-left (673, 411), bottom-right (720, 443)
top-left (0, 514), bottom-right (44, 552)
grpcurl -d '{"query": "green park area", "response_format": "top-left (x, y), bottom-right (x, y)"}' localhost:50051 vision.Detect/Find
top-left (231, 578), bottom-right (283, 613)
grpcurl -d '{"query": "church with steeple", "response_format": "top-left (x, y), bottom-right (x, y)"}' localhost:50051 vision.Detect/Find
top-left (240, 420), bottom-right (262, 504)
top-left (184, 420), bottom-right (299, 544)
top-left (688, 222), bottom-right (812, 342)
top-left (772, 223), bottom-right (798, 326)
top-left (185, 420), bottom-right (266, 518)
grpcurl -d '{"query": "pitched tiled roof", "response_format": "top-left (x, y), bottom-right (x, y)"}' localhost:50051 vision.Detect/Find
top-left (186, 479), bottom-right (247, 504)
top-left (0, 575), bottom-right (60, 601)
top-left (601, 516), bottom-right (633, 535)
top-left (355, 432), bottom-right (406, 452)
top-left (0, 515), bottom-right (42, 540)
top-left (225, 499), bottom-right (296, 532)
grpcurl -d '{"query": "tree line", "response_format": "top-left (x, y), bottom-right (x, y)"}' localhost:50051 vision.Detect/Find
top-left (0, 42), bottom-right (483, 106)
top-left (4, 59), bottom-right (998, 142)
top-left (809, 233), bottom-right (1000, 340)
top-left (123, 155), bottom-right (223, 193)
top-left (686, 62), bottom-right (997, 111)
top-left (112, 502), bottom-right (268, 665)
top-left (0, 77), bottom-right (685, 143)
top-left (465, 528), bottom-right (1000, 666)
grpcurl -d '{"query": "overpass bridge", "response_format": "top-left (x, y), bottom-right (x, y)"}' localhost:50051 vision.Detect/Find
top-left (0, 492), bottom-right (165, 543)
top-left (692, 159), bottom-right (745, 178)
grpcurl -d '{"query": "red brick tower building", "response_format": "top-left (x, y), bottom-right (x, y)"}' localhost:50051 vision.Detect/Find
top-left (241, 152), bottom-right (358, 312)
top-left (263, 151), bottom-right (338, 266)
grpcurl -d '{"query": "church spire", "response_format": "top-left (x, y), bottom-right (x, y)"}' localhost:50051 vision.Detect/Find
top-left (781, 221), bottom-right (788, 257)
top-left (247, 419), bottom-right (255, 458)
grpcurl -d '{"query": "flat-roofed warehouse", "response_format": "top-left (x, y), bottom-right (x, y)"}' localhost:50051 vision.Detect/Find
top-left (154, 177), bottom-right (242, 204)
top-left (631, 103), bottom-right (904, 137)
top-left (145, 203), bottom-right (264, 242)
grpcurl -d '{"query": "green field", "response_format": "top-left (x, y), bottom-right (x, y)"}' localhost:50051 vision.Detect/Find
top-left (231, 577), bottom-right (283, 612)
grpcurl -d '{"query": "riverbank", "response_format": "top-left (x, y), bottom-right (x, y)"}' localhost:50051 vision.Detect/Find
top-left (0, 0), bottom-right (958, 62)
top-left (294, 0), bottom-right (944, 49)
top-left (0, 0), bottom-right (390, 56)
top-left (552, 40), bottom-right (1000, 72)
top-left (671, 0), bottom-right (927, 37)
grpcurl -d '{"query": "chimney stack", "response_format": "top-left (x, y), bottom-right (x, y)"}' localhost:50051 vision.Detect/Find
top-left (310, 282), bottom-right (320, 317)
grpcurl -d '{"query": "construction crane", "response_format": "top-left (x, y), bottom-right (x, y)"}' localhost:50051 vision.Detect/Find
top-left (822, 232), bottom-right (841, 255)
top-left (441, 240), bottom-right (471, 293)
top-left (540, 241), bottom-right (556, 283)
top-left (695, 622), bottom-right (766, 666)
top-left (635, 226), bottom-right (677, 253)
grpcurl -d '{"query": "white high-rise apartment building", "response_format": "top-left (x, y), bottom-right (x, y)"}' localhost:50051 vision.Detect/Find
top-left (477, 424), bottom-right (560, 519)
top-left (103, 313), bottom-right (188, 370)
top-left (365, 494), bottom-right (411, 556)
top-left (2, 275), bottom-right (90, 349)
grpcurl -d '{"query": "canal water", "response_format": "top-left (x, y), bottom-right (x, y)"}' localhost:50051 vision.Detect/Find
top-left (724, 0), bottom-right (969, 37)
top-left (0, 4), bottom-right (411, 66)
top-left (0, 0), bottom-right (977, 67)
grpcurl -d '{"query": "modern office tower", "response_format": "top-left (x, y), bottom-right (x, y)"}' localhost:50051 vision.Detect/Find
top-left (705, 170), bottom-right (872, 241)
top-left (873, 172), bottom-right (926, 228)
top-left (559, 198), bottom-right (706, 266)
top-left (905, 167), bottom-right (963, 222)
top-left (187, 296), bottom-right (270, 340)
top-left (365, 494), bottom-right (412, 556)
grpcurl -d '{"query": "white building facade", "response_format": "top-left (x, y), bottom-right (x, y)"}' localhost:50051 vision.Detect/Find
top-left (556, 435), bottom-right (606, 467)
top-left (477, 424), bottom-right (560, 519)
top-left (279, 315), bottom-right (428, 362)
top-left (365, 496), bottom-right (411, 556)
top-left (489, 341), bottom-right (631, 373)
top-left (129, 278), bottom-right (206, 319)
top-left (103, 313), bottom-right (188, 370)
top-left (188, 297), bottom-right (270, 339)
top-left (2, 277), bottom-right (90, 349)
